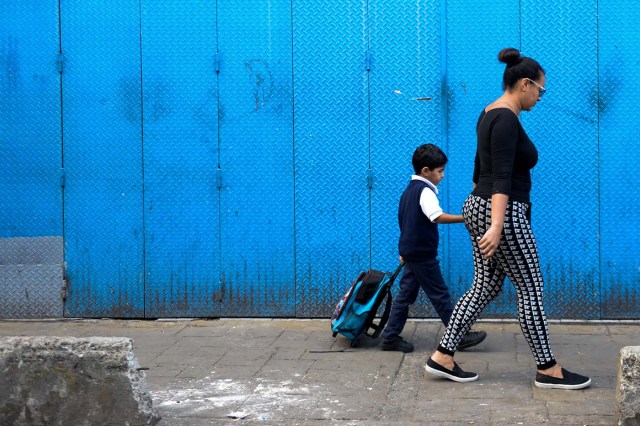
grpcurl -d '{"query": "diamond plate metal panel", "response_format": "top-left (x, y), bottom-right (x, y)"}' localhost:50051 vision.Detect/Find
top-left (0, 1), bottom-right (62, 238)
top-left (9, 0), bottom-right (631, 321)
top-left (0, 237), bottom-right (64, 319)
top-left (446, 0), bottom-right (521, 318)
top-left (522, 0), bottom-right (599, 318)
top-left (369, 0), bottom-right (443, 317)
top-left (141, 2), bottom-right (220, 318)
top-left (599, 0), bottom-right (640, 318)
top-left (294, 0), bottom-right (369, 317)
top-left (61, 1), bottom-right (144, 318)
top-left (218, 0), bottom-right (295, 316)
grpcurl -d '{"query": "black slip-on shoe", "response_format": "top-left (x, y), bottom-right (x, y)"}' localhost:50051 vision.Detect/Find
top-left (424, 357), bottom-right (478, 382)
top-left (457, 330), bottom-right (487, 351)
top-left (381, 336), bottom-right (414, 353)
top-left (534, 368), bottom-right (591, 390)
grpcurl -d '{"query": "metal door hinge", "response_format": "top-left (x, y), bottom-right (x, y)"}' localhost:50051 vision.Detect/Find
top-left (364, 51), bottom-right (373, 71)
top-left (61, 279), bottom-right (68, 301)
top-left (60, 168), bottom-right (65, 187)
top-left (213, 53), bottom-right (221, 73)
top-left (57, 53), bottom-right (64, 74)
top-left (216, 167), bottom-right (222, 189)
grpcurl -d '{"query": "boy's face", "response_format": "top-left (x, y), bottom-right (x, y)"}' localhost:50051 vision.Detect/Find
top-left (421, 165), bottom-right (445, 186)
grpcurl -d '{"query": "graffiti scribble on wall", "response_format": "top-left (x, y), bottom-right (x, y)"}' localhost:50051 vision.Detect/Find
top-left (245, 59), bottom-right (273, 112)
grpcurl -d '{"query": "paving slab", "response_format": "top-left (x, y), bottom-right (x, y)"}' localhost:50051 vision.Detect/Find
top-left (0, 318), bottom-right (636, 424)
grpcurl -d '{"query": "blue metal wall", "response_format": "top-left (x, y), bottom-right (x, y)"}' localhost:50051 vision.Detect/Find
top-left (1, 1), bottom-right (61, 239)
top-left (60, 0), bottom-right (145, 317)
top-left (0, 1), bottom-right (64, 318)
top-left (1, 1), bottom-right (639, 319)
top-left (219, 0), bottom-right (295, 317)
top-left (294, 1), bottom-right (370, 316)
top-left (141, 1), bottom-right (220, 318)
top-left (599, 0), bottom-right (640, 317)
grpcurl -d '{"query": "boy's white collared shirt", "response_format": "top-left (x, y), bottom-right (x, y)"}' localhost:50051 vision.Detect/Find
top-left (412, 175), bottom-right (443, 223)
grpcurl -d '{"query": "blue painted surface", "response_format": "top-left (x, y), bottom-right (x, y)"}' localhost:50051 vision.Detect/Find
top-left (141, 1), bottom-right (220, 318)
top-left (0, 1), bottom-right (61, 238)
top-left (2, 1), bottom-right (639, 319)
top-left (599, 0), bottom-right (640, 318)
top-left (293, 0), bottom-right (370, 316)
top-left (218, 0), bottom-right (295, 316)
top-left (522, 0), bottom-right (599, 318)
top-left (61, 1), bottom-right (144, 317)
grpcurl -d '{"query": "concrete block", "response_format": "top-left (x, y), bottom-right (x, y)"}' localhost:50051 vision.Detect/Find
top-left (0, 336), bottom-right (160, 426)
top-left (616, 346), bottom-right (640, 426)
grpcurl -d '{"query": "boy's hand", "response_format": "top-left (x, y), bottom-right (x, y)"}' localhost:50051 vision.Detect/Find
top-left (478, 225), bottom-right (502, 259)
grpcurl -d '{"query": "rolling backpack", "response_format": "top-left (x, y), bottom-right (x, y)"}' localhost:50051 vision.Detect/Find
top-left (330, 261), bottom-right (405, 346)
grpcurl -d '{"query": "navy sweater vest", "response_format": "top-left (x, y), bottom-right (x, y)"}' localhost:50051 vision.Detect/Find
top-left (398, 180), bottom-right (438, 261)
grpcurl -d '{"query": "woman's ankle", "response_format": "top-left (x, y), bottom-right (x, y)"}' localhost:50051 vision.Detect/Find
top-left (537, 364), bottom-right (563, 378)
top-left (432, 351), bottom-right (454, 368)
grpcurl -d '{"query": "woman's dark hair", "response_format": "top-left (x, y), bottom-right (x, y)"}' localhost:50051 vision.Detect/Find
top-left (412, 143), bottom-right (448, 174)
top-left (498, 47), bottom-right (545, 90)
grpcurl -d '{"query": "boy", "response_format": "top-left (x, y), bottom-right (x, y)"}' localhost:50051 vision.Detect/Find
top-left (381, 144), bottom-right (487, 353)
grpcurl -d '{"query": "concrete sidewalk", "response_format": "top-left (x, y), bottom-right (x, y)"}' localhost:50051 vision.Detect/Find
top-left (1, 318), bottom-right (637, 425)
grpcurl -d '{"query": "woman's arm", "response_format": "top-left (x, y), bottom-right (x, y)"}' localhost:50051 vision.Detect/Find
top-left (478, 193), bottom-right (508, 258)
top-left (477, 112), bottom-right (517, 259)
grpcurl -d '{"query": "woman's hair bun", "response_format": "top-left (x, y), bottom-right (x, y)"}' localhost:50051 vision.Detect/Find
top-left (498, 48), bottom-right (522, 66)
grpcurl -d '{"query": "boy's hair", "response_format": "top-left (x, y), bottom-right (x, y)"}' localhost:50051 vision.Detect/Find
top-left (412, 143), bottom-right (448, 174)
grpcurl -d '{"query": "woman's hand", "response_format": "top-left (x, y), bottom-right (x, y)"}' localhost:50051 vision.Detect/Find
top-left (478, 225), bottom-right (502, 259)
top-left (479, 193), bottom-right (508, 259)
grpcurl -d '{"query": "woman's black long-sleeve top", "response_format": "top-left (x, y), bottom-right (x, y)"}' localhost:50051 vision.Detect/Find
top-left (472, 108), bottom-right (538, 203)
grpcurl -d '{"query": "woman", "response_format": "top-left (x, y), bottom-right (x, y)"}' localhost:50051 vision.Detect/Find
top-left (424, 48), bottom-right (590, 390)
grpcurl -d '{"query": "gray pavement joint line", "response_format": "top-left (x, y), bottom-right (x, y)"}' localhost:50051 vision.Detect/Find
top-left (542, 400), bottom-right (551, 422)
top-left (374, 354), bottom-right (408, 422)
top-left (237, 350), bottom-right (278, 417)
top-left (153, 324), bottom-right (191, 356)
top-left (513, 331), bottom-right (520, 365)
top-left (273, 328), bottom-right (285, 343)
top-left (257, 345), bottom-right (277, 375)
top-left (173, 323), bottom-right (197, 336)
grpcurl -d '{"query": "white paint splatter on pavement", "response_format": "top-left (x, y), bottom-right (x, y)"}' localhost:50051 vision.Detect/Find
top-left (149, 376), bottom-right (332, 420)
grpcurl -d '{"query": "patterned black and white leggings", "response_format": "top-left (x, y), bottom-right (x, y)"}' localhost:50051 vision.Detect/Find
top-left (437, 194), bottom-right (557, 370)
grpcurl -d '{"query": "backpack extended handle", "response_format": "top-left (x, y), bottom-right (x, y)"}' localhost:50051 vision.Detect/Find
top-left (389, 259), bottom-right (405, 281)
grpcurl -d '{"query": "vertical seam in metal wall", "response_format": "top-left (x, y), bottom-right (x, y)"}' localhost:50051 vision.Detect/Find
top-left (216, 0), bottom-right (223, 314)
top-left (366, 0), bottom-right (372, 268)
top-left (138, 0), bottom-right (146, 317)
top-left (518, 0), bottom-right (522, 50)
top-left (440, 0), bottom-right (450, 284)
top-left (215, 1), bottom-right (226, 315)
top-left (290, 0), bottom-right (297, 316)
top-left (58, 0), bottom-right (66, 316)
top-left (596, 0), bottom-right (601, 318)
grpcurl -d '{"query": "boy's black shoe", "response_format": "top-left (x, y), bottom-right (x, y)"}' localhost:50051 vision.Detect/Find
top-left (534, 368), bottom-right (591, 390)
top-left (381, 336), bottom-right (414, 353)
top-left (457, 329), bottom-right (487, 351)
top-left (424, 357), bottom-right (478, 382)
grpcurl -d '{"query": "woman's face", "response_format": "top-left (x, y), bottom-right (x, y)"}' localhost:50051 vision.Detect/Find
top-left (521, 73), bottom-right (546, 111)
